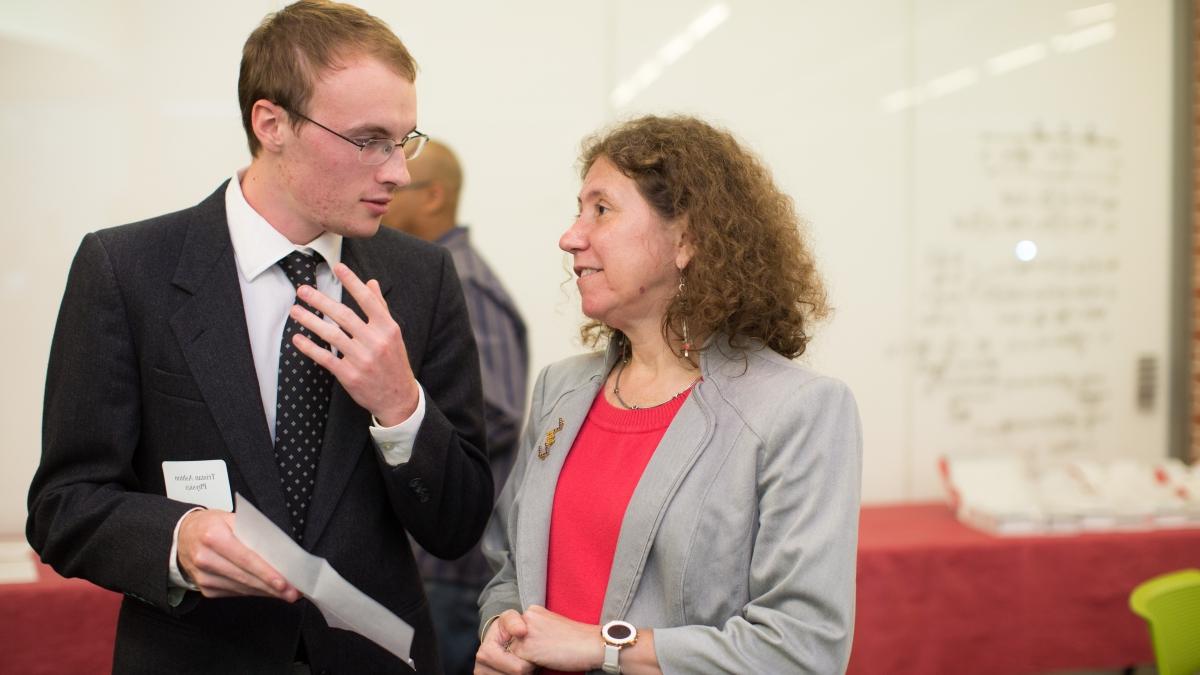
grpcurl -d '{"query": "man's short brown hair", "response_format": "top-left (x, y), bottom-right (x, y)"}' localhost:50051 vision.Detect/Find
top-left (238, 0), bottom-right (417, 156)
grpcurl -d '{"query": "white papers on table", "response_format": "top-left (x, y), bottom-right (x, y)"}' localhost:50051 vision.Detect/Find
top-left (941, 455), bottom-right (1200, 535)
top-left (231, 493), bottom-right (414, 666)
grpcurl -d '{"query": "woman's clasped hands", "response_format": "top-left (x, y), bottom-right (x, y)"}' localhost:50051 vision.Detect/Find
top-left (474, 606), bottom-right (611, 675)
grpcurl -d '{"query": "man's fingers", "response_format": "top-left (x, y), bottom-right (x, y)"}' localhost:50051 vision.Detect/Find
top-left (186, 544), bottom-right (279, 597)
top-left (181, 511), bottom-right (297, 601)
top-left (333, 263), bottom-right (388, 319)
top-left (289, 301), bottom-right (351, 345)
top-left (192, 549), bottom-right (284, 598)
top-left (366, 278), bottom-right (385, 303)
top-left (292, 331), bottom-right (345, 375)
top-left (216, 538), bottom-right (293, 596)
top-left (294, 284), bottom-right (367, 338)
top-left (191, 567), bottom-right (278, 598)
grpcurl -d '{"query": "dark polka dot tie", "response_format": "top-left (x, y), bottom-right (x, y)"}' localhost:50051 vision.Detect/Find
top-left (274, 251), bottom-right (334, 542)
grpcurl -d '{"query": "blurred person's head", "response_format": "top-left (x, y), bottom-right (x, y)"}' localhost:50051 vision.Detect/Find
top-left (562, 114), bottom-right (828, 359)
top-left (382, 140), bottom-right (463, 242)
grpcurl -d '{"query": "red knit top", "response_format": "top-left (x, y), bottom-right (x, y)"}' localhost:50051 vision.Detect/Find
top-left (543, 386), bottom-right (693, 675)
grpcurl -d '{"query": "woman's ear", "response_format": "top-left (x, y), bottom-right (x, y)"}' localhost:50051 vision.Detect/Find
top-left (674, 220), bottom-right (695, 271)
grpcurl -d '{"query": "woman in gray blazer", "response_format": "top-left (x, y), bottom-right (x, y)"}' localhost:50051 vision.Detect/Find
top-left (475, 115), bottom-right (862, 675)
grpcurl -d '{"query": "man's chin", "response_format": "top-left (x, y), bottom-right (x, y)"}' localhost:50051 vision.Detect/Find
top-left (330, 219), bottom-right (383, 239)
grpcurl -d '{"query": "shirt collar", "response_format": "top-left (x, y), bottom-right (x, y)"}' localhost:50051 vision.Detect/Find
top-left (435, 225), bottom-right (469, 247)
top-left (225, 168), bottom-right (343, 282)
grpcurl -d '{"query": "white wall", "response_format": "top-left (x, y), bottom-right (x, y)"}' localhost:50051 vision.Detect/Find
top-left (0, 0), bottom-right (1175, 535)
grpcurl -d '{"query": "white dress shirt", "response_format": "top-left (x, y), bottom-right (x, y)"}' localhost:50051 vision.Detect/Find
top-left (167, 172), bottom-right (426, 599)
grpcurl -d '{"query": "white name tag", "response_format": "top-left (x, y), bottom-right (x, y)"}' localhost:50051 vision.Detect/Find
top-left (162, 460), bottom-right (233, 511)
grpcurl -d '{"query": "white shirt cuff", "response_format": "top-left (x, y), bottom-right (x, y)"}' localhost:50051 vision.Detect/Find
top-left (370, 384), bottom-right (426, 466)
top-left (167, 507), bottom-right (204, 606)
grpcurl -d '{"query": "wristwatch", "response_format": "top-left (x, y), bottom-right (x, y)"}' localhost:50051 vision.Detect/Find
top-left (601, 620), bottom-right (638, 674)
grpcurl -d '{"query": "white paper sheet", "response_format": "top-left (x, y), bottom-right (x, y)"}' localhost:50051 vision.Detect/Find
top-left (231, 493), bottom-right (414, 666)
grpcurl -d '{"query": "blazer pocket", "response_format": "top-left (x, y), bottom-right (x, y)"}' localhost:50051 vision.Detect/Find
top-left (148, 366), bottom-right (205, 403)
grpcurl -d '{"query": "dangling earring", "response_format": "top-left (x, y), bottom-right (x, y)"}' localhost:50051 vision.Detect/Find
top-left (678, 274), bottom-right (692, 358)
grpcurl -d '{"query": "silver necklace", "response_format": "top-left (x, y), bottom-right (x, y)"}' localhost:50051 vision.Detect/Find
top-left (612, 359), bottom-right (699, 410)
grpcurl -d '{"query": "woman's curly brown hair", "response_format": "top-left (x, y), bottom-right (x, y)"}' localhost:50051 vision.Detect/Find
top-left (578, 115), bottom-right (829, 359)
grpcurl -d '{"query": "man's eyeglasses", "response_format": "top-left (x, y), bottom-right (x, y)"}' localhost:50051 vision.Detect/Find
top-left (286, 108), bottom-right (428, 165)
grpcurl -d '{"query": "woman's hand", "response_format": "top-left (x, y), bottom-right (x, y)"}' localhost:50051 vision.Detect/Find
top-left (474, 610), bottom-right (535, 675)
top-left (506, 605), bottom-right (605, 672)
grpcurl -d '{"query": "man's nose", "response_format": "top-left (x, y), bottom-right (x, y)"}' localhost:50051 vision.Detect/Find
top-left (378, 151), bottom-right (411, 187)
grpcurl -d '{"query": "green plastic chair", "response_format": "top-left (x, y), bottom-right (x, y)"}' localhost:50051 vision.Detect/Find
top-left (1129, 568), bottom-right (1200, 675)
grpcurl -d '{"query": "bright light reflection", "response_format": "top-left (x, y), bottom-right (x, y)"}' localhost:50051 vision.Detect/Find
top-left (925, 68), bottom-right (979, 99)
top-left (879, 10), bottom-right (1117, 115)
top-left (610, 3), bottom-right (730, 109)
top-left (1067, 3), bottom-right (1116, 28)
top-left (1052, 22), bottom-right (1115, 53)
top-left (1015, 240), bottom-right (1038, 262)
top-left (881, 88), bottom-right (923, 113)
top-left (987, 43), bottom-right (1048, 76)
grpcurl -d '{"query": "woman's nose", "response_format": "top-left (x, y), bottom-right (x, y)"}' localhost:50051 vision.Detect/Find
top-left (559, 218), bottom-right (586, 253)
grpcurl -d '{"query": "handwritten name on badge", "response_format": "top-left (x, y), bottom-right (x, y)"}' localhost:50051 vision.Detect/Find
top-left (162, 460), bottom-right (233, 511)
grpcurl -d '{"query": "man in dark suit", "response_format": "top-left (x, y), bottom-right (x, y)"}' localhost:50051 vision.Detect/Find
top-left (25, 2), bottom-right (491, 673)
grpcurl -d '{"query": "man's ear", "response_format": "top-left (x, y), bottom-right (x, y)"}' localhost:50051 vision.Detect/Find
top-left (250, 99), bottom-right (288, 154)
top-left (424, 181), bottom-right (447, 213)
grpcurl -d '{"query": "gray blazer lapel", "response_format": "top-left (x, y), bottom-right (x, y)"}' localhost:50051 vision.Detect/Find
top-left (168, 187), bottom-right (285, 526)
top-left (514, 373), bottom-right (606, 607)
top-left (302, 239), bottom-right (393, 546)
top-left (601, 390), bottom-right (712, 619)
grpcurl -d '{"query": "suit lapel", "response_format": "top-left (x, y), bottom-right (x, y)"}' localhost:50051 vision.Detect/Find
top-left (598, 341), bottom-right (737, 618)
top-left (301, 238), bottom-right (394, 546)
top-left (169, 185), bottom-right (287, 526)
top-left (514, 374), bottom-right (606, 607)
top-left (601, 389), bottom-right (712, 619)
top-left (513, 345), bottom-right (716, 613)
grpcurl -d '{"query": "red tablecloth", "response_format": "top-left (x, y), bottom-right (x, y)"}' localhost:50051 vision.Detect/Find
top-left (6, 505), bottom-right (1198, 674)
top-left (850, 502), bottom-right (1200, 675)
top-left (0, 558), bottom-right (121, 675)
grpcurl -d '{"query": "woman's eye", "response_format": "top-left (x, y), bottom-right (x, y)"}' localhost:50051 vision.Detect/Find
top-left (597, 204), bottom-right (609, 216)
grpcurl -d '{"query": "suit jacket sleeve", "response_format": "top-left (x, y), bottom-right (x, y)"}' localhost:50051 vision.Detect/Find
top-left (653, 376), bottom-right (863, 674)
top-left (381, 247), bottom-right (494, 559)
top-left (27, 233), bottom-right (194, 610)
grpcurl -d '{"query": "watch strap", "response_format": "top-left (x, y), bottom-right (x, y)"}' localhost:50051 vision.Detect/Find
top-left (602, 643), bottom-right (621, 674)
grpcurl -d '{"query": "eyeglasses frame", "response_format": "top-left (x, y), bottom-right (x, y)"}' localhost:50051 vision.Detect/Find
top-left (283, 106), bottom-right (428, 164)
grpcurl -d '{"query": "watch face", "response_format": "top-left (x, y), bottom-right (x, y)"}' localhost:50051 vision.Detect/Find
top-left (603, 620), bottom-right (637, 646)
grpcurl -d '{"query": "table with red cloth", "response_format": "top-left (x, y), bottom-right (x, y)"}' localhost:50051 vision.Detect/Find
top-left (5, 504), bottom-right (1199, 675)
top-left (850, 502), bottom-right (1200, 675)
top-left (0, 557), bottom-right (120, 675)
